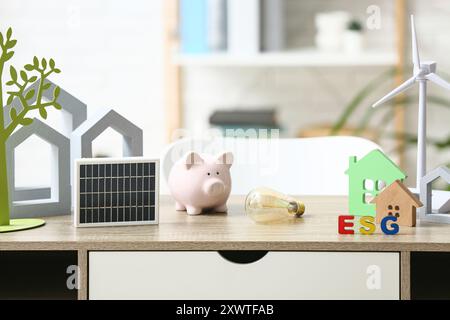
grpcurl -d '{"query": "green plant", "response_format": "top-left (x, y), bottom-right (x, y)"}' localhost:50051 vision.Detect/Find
top-left (331, 67), bottom-right (396, 135)
top-left (0, 27), bottom-right (62, 226)
top-left (347, 20), bottom-right (363, 32)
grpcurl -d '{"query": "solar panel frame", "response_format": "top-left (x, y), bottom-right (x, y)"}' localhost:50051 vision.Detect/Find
top-left (74, 157), bottom-right (159, 228)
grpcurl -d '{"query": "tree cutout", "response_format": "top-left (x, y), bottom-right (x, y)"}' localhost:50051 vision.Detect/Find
top-left (0, 27), bottom-right (61, 227)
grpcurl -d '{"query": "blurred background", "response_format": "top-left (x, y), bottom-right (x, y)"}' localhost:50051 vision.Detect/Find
top-left (1, 0), bottom-right (449, 190)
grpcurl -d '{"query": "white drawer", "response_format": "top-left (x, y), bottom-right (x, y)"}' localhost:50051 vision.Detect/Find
top-left (89, 251), bottom-right (399, 300)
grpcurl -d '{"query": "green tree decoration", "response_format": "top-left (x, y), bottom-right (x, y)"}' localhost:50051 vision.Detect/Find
top-left (0, 27), bottom-right (62, 232)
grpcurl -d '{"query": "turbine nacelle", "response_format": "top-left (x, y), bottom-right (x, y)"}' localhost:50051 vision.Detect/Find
top-left (417, 61), bottom-right (437, 77)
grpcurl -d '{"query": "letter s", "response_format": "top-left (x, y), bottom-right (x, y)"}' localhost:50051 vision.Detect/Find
top-left (360, 216), bottom-right (376, 235)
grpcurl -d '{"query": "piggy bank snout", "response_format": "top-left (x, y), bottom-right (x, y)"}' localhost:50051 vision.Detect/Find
top-left (203, 179), bottom-right (226, 196)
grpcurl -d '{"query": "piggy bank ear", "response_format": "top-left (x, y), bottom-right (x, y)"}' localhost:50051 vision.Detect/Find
top-left (185, 152), bottom-right (204, 170)
top-left (216, 152), bottom-right (233, 168)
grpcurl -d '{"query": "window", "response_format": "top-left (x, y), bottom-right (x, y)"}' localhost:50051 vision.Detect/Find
top-left (363, 179), bottom-right (377, 204)
top-left (364, 179), bottom-right (375, 191)
top-left (376, 180), bottom-right (386, 191)
top-left (364, 193), bottom-right (374, 204)
top-left (92, 127), bottom-right (124, 158)
top-left (395, 205), bottom-right (400, 217)
top-left (387, 204), bottom-right (400, 217)
top-left (14, 135), bottom-right (52, 201)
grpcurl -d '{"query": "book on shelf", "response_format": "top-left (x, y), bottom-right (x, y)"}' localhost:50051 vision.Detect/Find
top-left (209, 109), bottom-right (278, 127)
top-left (180, 0), bottom-right (208, 53)
top-left (227, 0), bottom-right (260, 54)
top-left (179, 0), bottom-right (287, 56)
top-left (261, 0), bottom-right (285, 51)
top-left (207, 0), bottom-right (227, 51)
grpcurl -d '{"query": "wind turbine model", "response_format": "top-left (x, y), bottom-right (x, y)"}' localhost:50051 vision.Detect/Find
top-left (372, 15), bottom-right (450, 192)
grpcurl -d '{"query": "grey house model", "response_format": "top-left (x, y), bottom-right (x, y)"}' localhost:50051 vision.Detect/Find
top-left (420, 166), bottom-right (450, 223)
top-left (4, 80), bottom-right (87, 203)
top-left (4, 81), bottom-right (143, 218)
top-left (70, 107), bottom-right (143, 163)
top-left (6, 119), bottom-right (71, 218)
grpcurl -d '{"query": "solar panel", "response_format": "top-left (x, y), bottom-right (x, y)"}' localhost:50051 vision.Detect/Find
top-left (74, 158), bottom-right (159, 227)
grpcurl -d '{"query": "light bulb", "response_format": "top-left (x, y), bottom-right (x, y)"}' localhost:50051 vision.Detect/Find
top-left (245, 187), bottom-right (305, 223)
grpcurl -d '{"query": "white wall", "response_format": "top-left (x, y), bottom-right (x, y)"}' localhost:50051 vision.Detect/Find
top-left (0, 0), bottom-right (164, 188)
top-left (1, 0), bottom-right (449, 191)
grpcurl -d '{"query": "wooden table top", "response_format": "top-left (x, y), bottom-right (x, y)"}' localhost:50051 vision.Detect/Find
top-left (1, 195), bottom-right (450, 252)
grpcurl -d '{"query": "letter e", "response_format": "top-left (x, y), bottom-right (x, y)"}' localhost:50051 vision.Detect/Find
top-left (338, 215), bottom-right (354, 234)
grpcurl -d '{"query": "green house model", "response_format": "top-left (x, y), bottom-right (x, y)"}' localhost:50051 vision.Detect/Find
top-left (345, 149), bottom-right (406, 217)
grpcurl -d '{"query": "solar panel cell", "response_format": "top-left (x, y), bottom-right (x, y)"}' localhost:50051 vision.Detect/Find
top-left (93, 165), bottom-right (98, 177)
top-left (105, 164), bottom-right (111, 176)
top-left (75, 158), bottom-right (159, 227)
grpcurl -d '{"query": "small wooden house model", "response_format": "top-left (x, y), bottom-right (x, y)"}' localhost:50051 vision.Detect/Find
top-left (371, 180), bottom-right (423, 227)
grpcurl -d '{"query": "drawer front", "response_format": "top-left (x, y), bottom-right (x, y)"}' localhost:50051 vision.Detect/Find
top-left (89, 251), bottom-right (399, 300)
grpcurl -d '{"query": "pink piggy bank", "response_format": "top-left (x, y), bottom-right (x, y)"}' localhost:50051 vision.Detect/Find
top-left (168, 151), bottom-right (233, 215)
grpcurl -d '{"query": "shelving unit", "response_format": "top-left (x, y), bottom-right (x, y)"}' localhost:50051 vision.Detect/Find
top-left (174, 49), bottom-right (397, 67)
top-left (163, 0), bottom-right (407, 164)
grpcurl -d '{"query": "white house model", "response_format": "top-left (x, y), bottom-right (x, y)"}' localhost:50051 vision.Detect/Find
top-left (5, 80), bottom-right (87, 207)
top-left (70, 107), bottom-right (143, 165)
top-left (6, 119), bottom-right (71, 218)
top-left (420, 166), bottom-right (450, 223)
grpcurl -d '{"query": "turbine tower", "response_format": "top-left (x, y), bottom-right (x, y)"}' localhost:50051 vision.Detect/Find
top-left (372, 15), bottom-right (450, 192)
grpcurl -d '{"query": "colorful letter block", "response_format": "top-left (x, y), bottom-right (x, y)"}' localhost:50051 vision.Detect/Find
top-left (338, 215), bottom-right (354, 234)
top-left (338, 215), bottom-right (399, 235)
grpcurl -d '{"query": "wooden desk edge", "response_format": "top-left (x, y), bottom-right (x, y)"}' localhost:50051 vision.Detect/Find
top-left (1, 241), bottom-right (449, 252)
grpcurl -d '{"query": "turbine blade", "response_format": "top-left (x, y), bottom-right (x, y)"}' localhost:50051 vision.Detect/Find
top-left (426, 73), bottom-right (450, 90)
top-left (411, 15), bottom-right (421, 72)
top-left (372, 76), bottom-right (417, 108)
